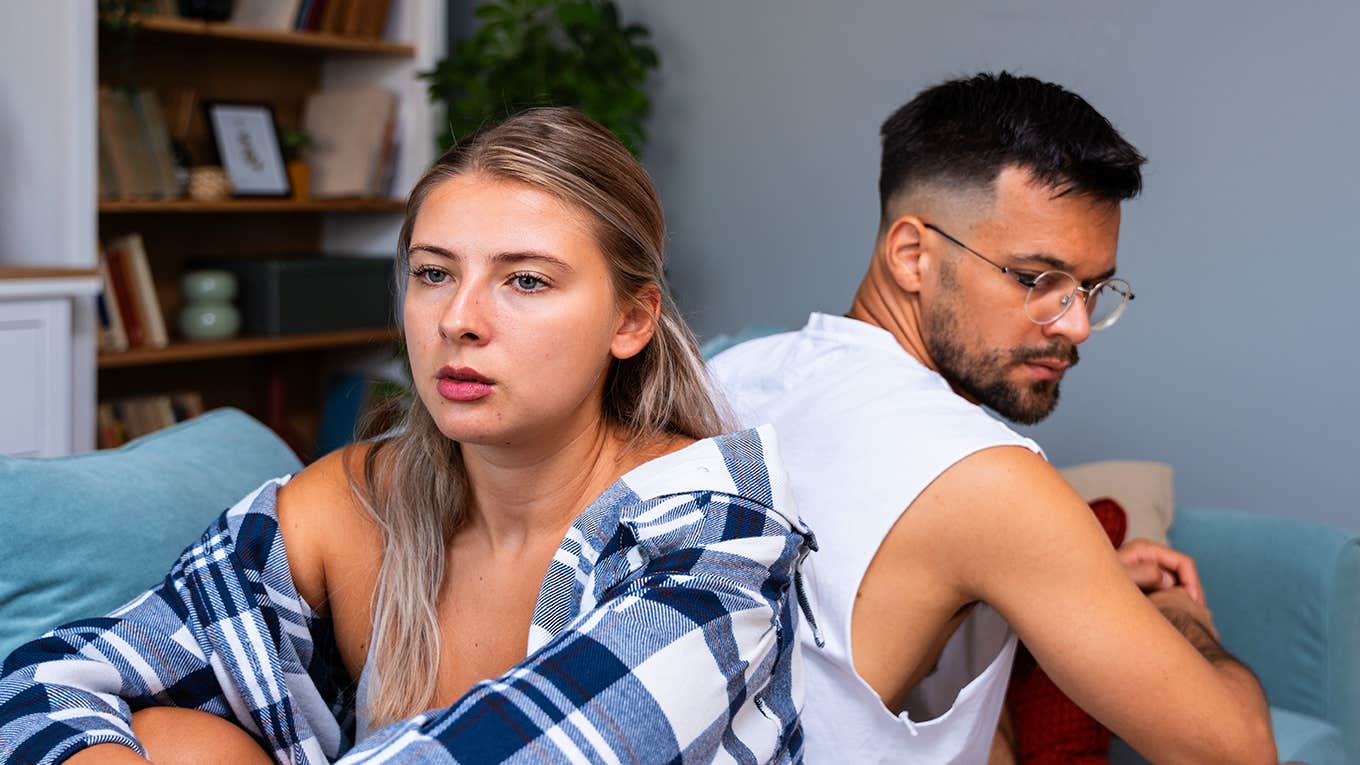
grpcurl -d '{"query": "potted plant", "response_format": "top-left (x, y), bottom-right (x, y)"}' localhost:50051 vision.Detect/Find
top-left (420, 0), bottom-right (660, 155)
top-left (280, 127), bottom-right (314, 200)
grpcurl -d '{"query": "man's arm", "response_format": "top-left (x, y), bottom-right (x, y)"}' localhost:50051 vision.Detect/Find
top-left (905, 446), bottom-right (1276, 765)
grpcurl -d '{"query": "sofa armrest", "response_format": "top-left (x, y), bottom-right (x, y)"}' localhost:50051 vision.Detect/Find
top-left (1169, 508), bottom-right (1360, 761)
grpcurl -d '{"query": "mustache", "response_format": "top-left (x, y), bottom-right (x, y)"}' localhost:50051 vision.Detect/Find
top-left (1013, 343), bottom-right (1080, 367)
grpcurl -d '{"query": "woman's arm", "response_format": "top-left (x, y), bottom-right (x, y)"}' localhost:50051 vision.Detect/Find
top-left (0, 478), bottom-right (341, 764)
top-left (342, 489), bottom-right (813, 765)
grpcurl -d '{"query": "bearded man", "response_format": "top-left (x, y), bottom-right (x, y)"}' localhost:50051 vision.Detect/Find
top-left (709, 72), bottom-right (1277, 764)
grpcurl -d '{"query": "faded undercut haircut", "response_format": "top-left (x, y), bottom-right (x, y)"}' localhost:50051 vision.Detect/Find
top-left (877, 71), bottom-right (1147, 230)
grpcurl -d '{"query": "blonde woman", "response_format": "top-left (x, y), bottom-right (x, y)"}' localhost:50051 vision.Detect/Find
top-left (1, 108), bottom-right (814, 764)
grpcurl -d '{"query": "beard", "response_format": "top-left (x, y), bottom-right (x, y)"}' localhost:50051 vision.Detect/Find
top-left (923, 298), bottom-right (1079, 426)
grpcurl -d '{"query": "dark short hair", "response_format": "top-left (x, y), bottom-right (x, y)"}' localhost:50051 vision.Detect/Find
top-left (878, 72), bottom-right (1146, 223)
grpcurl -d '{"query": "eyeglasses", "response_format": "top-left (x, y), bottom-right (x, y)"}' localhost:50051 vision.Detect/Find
top-left (922, 223), bottom-right (1134, 330)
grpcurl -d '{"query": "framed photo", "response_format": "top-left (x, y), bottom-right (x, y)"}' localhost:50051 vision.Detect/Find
top-left (203, 102), bottom-right (291, 197)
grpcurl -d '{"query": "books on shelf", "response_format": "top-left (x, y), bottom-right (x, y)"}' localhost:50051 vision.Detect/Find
top-left (97, 233), bottom-right (169, 351)
top-left (303, 87), bottom-right (399, 198)
top-left (149, 0), bottom-right (393, 38)
top-left (97, 87), bottom-right (182, 201)
top-left (95, 247), bottom-right (129, 353)
top-left (98, 391), bottom-right (205, 449)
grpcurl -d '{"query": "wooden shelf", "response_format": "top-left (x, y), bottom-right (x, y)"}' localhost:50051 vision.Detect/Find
top-left (129, 15), bottom-right (415, 57)
top-left (99, 199), bottom-right (406, 214)
top-left (0, 267), bottom-right (99, 280)
top-left (99, 327), bottom-right (400, 369)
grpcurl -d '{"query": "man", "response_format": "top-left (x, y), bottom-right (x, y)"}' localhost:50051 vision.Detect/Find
top-left (708, 72), bottom-right (1277, 763)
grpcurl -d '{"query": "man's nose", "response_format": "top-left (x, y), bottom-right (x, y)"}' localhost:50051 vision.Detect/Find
top-left (1044, 293), bottom-right (1091, 345)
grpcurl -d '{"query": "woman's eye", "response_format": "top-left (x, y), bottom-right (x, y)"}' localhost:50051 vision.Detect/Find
top-left (511, 273), bottom-right (548, 292)
top-left (411, 267), bottom-right (449, 285)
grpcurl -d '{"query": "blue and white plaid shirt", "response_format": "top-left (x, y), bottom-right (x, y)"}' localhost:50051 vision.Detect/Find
top-left (0, 426), bottom-right (816, 764)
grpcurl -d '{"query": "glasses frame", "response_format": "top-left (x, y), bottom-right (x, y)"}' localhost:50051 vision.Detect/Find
top-left (921, 222), bottom-right (1135, 330)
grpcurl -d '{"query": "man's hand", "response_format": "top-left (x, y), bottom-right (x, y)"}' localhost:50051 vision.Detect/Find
top-left (1149, 586), bottom-right (1222, 645)
top-left (1117, 538), bottom-right (1204, 604)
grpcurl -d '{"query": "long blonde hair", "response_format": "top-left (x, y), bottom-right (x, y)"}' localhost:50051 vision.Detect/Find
top-left (350, 107), bottom-right (725, 727)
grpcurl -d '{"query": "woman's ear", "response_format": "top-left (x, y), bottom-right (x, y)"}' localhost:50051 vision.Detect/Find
top-left (611, 284), bottom-right (660, 360)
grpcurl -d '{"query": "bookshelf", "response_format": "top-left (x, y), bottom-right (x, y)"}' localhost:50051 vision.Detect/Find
top-left (89, 3), bottom-right (445, 459)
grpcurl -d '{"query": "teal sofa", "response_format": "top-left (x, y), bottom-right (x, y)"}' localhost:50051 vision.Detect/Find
top-left (1, 407), bottom-right (1355, 764)
top-left (0, 408), bottom-right (302, 662)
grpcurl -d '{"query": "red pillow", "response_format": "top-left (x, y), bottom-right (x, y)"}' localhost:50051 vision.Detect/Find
top-left (1006, 497), bottom-right (1126, 764)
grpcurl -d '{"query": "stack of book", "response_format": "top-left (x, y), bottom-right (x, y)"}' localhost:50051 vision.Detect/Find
top-left (98, 392), bottom-right (206, 449)
top-left (229, 0), bottom-right (394, 38)
top-left (96, 233), bottom-right (169, 353)
top-left (98, 87), bottom-right (181, 201)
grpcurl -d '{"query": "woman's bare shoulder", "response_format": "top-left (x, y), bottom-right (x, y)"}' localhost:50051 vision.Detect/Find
top-left (276, 442), bottom-right (385, 613)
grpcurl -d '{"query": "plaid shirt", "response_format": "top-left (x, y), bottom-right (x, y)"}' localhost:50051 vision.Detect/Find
top-left (0, 426), bottom-right (815, 765)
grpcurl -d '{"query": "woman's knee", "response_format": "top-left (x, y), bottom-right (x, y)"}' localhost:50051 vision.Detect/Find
top-left (130, 707), bottom-right (272, 765)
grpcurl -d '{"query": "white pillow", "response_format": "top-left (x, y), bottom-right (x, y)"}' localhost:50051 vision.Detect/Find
top-left (1058, 460), bottom-right (1174, 547)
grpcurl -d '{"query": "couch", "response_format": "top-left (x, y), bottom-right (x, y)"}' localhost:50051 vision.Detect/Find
top-left (1, 408), bottom-right (1355, 764)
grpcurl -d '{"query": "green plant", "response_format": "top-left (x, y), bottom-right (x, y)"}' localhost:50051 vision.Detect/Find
top-left (280, 128), bottom-right (314, 162)
top-left (99, 0), bottom-right (155, 86)
top-left (421, 0), bottom-right (660, 155)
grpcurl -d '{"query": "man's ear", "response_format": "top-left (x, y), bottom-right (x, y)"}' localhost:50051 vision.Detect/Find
top-left (881, 215), bottom-right (930, 293)
top-left (611, 284), bottom-right (660, 360)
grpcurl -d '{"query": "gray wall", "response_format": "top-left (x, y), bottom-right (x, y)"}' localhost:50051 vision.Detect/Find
top-left (618, 0), bottom-right (1360, 531)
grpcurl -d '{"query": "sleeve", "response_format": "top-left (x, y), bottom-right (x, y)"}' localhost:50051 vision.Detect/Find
top-left (341, 491), bottom-right (812, 765)
top-left (0, 480), bottom-right (338, 765)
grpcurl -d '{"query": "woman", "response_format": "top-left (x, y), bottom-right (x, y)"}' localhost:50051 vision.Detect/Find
top-left (0, 108), bottom-right (814, 764)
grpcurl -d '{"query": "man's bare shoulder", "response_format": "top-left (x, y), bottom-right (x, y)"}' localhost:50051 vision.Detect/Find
top-left (879, 445), bottom-right (1112, 597)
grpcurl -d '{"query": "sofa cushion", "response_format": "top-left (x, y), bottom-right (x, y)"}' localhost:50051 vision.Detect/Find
top-left (0, 408), bottom-right (302, 660)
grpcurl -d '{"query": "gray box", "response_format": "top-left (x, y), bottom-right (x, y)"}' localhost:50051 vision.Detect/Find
top-left (204, 256), bottom-right (395, 336)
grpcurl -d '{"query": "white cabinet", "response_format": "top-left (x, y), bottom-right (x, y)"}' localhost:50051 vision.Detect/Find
top-left (0, 278), bottom-right (99, 458)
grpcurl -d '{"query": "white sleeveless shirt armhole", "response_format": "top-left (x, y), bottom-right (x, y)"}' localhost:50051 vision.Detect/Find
top-left (710, 312), bottom-right (1043, 765)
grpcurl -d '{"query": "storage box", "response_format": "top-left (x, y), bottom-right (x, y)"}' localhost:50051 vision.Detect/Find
top-left (203, 256), bottom-right (395, 336)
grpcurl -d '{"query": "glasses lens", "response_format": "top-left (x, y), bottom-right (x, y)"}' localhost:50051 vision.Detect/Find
top-left (1088, 279), bottom-right (1131, 330)
top-left (1024, 271), bottom-right (1077, 324)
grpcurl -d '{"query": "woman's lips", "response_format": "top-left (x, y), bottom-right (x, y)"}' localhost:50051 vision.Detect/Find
top-left (436, 366), bottom-right (495, 401)
top-left (437, 379), bottom-right (494, 401)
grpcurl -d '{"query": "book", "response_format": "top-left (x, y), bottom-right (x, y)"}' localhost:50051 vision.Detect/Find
top-left (171, 391), bottom-right (206, 420)
top-left (96, 248), bottom-right (130, 352)
top-left (303, 87), bottom-right (397, 198)
top-left (359, 0), bottom-right (393, 38)
top-left (97, 402), bottom-right (125, 449)
top-left (106, 233), bottom-right (169, 348)
top-left (102, 243), bottom-right (147, 348)
top-left (97, 126), bottom-right (120, 200)
top-left (301, 0), bottom-right (329, 31)
top-left (131, 89), bottom-right (181, 199)
top-left (320, 0), bottom-right (350, 33)
top-left (98, 88), bottom-right (155, 200)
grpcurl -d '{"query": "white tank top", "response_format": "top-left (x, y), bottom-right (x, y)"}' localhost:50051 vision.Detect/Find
top-left (709, 313), bottom-right (1043, 764)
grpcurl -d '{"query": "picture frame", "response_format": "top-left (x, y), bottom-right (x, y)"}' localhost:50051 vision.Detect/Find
top-left (203, 102), bottom-right (291, 197)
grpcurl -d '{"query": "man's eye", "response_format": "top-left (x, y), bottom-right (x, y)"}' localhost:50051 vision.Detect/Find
top-left (1013, 272), bottom-right (1042, 287)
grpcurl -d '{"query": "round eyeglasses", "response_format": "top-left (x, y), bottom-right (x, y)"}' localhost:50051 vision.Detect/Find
top-left (922, 223), bottom-right (1134, 330)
